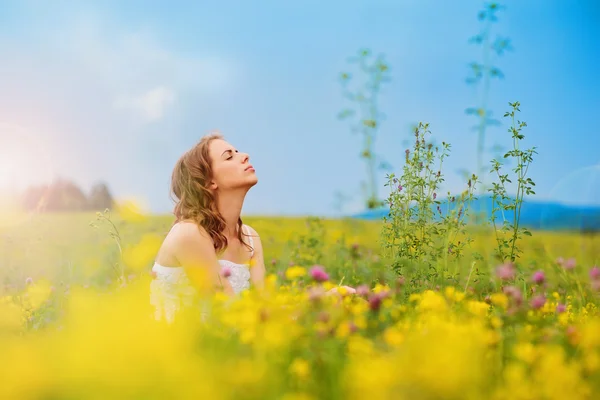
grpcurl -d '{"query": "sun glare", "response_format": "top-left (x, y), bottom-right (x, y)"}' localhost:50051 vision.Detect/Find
top-left (0, 123), bottom-right (55, 195)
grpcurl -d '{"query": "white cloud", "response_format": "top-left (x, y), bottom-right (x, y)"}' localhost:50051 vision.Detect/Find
top-left (113, 85), bottom-right (176, 123)
top-left (47, 12), bottom-right (236, 124)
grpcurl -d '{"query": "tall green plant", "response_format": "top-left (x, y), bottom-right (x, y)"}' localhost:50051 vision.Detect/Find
top-left (465, 2), bottom-right (513, 197)
top-left (381, 123), bottom-right (478, 283)
top-left (489, 101), bottom-right (537, 263)
top-left (338, 48), bottom-right (392, 210)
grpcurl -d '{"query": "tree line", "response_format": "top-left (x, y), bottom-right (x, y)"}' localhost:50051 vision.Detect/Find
top-left (20, 179), bottom-right (114, 212)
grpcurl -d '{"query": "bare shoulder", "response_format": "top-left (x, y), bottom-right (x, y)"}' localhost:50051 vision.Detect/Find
top-left (243, 224), bottom-right (261, 240)
top-left (169, 221), bottom-right (210, 243)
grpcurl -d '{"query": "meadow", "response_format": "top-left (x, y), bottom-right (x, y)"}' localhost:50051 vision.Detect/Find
top-left (1, 204), bottom-right (600, 399)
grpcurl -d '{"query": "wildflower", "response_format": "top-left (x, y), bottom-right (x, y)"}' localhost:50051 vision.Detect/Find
top-left (368, 292), bottom-right (384, 312)
top-left (495, 262), bottom-right (516, 281)
top-left (530, 295), bottom-right (546, 310)
top-left (503, 286), bottom-right (523, 306)
top-left (398, 184), bottom-right (403, 192)
top-left (289, 358), bottom-right (310, 380)
top-left (562, 257), bottom-right (576, 271)
top-left (556, 303), bottom-right (567, 314)
top-left (309, 265), bottom-right (329, 282)
top-left (589, 266), bottom-right (600, 280)
top-left (221, 267), bottom-right (232, 278)
top-left (356, 285), bottom-right (369, 297)
top-left (25, 277), bottom-right (33, 285)
top-left (591, 280), bottom-right (600, 292)
top-left (531, 270), bottom-right (545, 285)
top-left (490, 293), bottom-right (509, 309)
top-left (285, 265), bottom-right (306, 280)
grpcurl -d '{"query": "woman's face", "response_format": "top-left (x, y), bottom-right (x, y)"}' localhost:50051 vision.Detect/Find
top-left (208, 139), bottom-right (258, 192)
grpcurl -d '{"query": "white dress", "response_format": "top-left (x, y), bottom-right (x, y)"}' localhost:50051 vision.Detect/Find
top-left (149, 225), bottom-right (254, 323)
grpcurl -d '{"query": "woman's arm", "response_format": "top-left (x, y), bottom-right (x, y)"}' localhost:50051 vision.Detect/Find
top-left (173, 222), bottom-right (235, 297)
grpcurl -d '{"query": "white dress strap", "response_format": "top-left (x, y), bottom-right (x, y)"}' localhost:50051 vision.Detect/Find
top-left (243, 224), bottom-right (254, 257)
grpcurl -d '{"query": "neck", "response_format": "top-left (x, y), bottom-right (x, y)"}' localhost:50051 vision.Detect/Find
top-left (216, 188), bottom-right (248, 237)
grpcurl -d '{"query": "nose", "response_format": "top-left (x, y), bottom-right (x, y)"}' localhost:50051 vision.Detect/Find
top-left (241, 152), bottom-right (250, 163)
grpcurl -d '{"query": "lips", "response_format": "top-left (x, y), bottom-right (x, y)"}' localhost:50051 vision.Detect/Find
top-left (245, 165), bottom-right (254, 171)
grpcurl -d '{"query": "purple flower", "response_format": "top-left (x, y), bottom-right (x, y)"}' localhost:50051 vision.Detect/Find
top-left (556, 303), bottom-right (567, 314)
top-left (589, 266), bottom-right (600, 280)
top-left (25, 277), bottom-right (33, 285)
top-left (433, 192), bottom-right (437, 200)
top-left (530, 295), bottom-right (546, 310)
top-left (495, 262), bottom-right (516, 281)
top-left (531, 270), bottom-right (545, 285)
top-left (310, 265), bottom-right (329, 282)
top-left (398, 185), bottom-right (403, 192)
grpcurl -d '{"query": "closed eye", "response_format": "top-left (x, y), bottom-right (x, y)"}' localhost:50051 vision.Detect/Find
top-left (222, 149), bottom-right (238, 160)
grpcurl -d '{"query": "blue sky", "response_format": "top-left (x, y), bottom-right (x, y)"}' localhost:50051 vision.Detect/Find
top-left (0, 0), bottom-right (598, 216)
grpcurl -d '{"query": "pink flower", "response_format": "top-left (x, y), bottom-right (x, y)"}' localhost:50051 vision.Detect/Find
top-left (556, 303), bottom-right (567, 314)
top-left (530, 295), bottom-right (546, 310)
top-left (310, 265), bottom-right (329, 282)
top-left (592, 280), bottom-right (600, 292)
top-left (25, 277), bottom-right (33, 285)
top-left (589, 266), bottom-right (600, 280)
top-left (368, 293), bottom-right (383, 311)
top-left (356, 285), bottom-right (370, 297)
top-left (495, 262), bottom-right (516, 281)
top-left (221, 267), bottom-right (232, 278)
top-left (564, 258), bottom-right (576, 271)
top-left (531, 270), bottom-right (545, 285)
top-left (503, 286), bottom-right (523, 306)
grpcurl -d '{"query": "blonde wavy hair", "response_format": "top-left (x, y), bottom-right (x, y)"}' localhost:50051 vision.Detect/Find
top-left (170, 132), bottom-right (252, 254)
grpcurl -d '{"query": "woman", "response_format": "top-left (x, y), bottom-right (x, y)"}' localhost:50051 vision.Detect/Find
top-left (150, 132), bottom-right (353, 323)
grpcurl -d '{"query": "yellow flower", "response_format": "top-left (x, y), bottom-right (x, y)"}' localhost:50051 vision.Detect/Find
top-left (122, 233), bottom-right (162, 271)
top-left (491, 316), bottom-right (503, 329)
top-left (114, 199), bottom-right (148, 222)
top-left (418, 290), bottom-right (447, 313)
top-left (409, 293), bottom-right (421, 303)
top-left (289, 358), bottom-right (310, 380)
top-left (514, 342), bottom-right (536, 364)
top-left (552, 291), bottom-right (560, 300)
top-left (336, 322), bottom-right (351, 339)
top-left (383, 327), bottom-right (404, 347)
top-left (347, 335), bottom-right (373, 358)
top-left (466, 300), bottom-right (490, 317)
top-left (285, 266), bottom-right (306, 280)
top-left (584, 352), bottom-right (599, 373)
top-left (490, 293), bottom-right (508, 310)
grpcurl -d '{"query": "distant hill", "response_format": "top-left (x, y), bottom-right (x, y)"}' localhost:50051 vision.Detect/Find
top-left (351, 195), bottom-right (600, 232)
